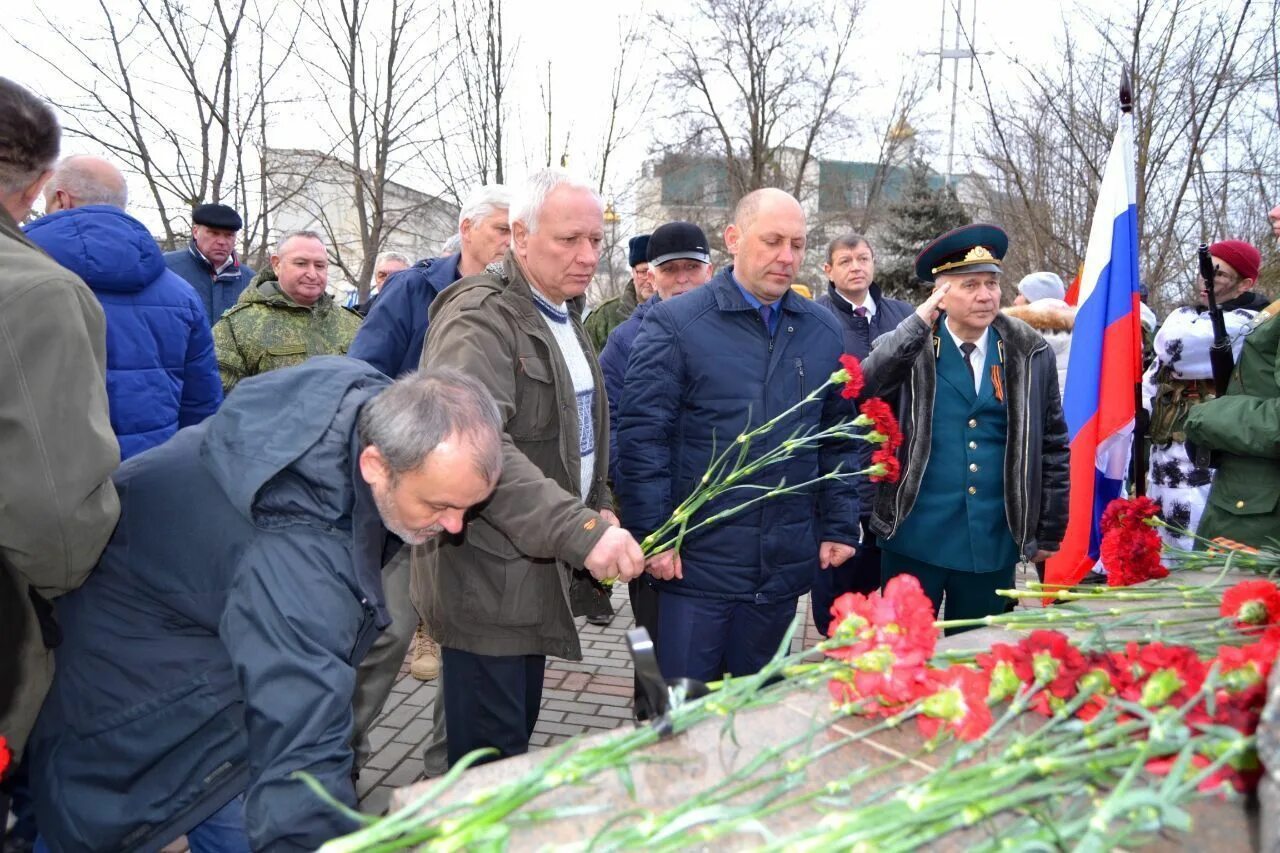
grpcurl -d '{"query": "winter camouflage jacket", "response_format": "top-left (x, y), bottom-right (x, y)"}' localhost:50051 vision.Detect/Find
top-left (212, 267), bottom-right (363, 394)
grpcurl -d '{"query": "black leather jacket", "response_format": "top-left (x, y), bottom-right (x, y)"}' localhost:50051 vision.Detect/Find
top-left (861, 312), bottom-right (1070, 559)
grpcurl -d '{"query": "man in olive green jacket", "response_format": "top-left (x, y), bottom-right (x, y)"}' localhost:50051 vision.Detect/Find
top-left (583, 233), bottom-right (652, 354)
top-left (0, 77), bottom-right (120, 766)
top-left (414, 169), bottom-right (645, 768)
top-left (212, 230), bottom-right (363, 394)
top-left (1186, 296), bottom-right (1280, 549)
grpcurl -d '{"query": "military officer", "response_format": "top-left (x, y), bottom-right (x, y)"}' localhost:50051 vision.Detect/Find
top-left (861, 224), bottom-right (1070, 632)
top-left (1185, 288), bottom-right (1279, 549)
top-left (212, 229), bottom-right (363, 394)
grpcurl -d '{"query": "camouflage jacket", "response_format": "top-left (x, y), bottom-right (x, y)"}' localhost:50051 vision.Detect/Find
top-left (583, 279), bottom-right (639, 354)
top-left (212, 268), bottom-right (363, 394)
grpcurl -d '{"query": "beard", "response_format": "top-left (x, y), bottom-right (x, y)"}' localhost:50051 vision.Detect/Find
top-left (372, 480), bottom-right (443, 545)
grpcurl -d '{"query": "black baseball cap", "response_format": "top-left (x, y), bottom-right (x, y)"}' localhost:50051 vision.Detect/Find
top-left (647, 221), bottom-right (710, 266)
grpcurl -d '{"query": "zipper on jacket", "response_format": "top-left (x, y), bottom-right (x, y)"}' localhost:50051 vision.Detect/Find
top-left (796, 358), bottom-right (805, 394)
top-left (1018, 349), bottom-right (1038, 553)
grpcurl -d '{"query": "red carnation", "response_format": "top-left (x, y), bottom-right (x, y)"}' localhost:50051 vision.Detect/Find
top-left (1220, 580), bottom-right (1280, 635)
top-left (916, 666), bottom-right (994, 742)
top-left (1100, 496), bottom-right (1160, 534)
top-left (0, 736), bottom-right (9, 782)
top-left (1145, 753), bottom-right (1260, 796)
top-left (1019, 630), bottom-right (1088, 715)
top-left (869, 448), bottom-right (901, 484)
top-left (858, 398), bottom-right (903, 452)
top-left (1100, 513), bottom-right (1167, 587)
top-left (1120, 642), bottom-right (1206, 709)
top-left (835, 353), bottom-right (865, 400)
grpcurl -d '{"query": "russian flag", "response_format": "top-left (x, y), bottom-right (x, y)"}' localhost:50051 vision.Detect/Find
top-left (1044, 109), bottom-right (1143, 587)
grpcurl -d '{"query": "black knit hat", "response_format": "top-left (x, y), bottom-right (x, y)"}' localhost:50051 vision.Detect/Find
top-left (192, 203), bottom-right (243, 231)
top-left (628, 234), bottom-right (651, 268)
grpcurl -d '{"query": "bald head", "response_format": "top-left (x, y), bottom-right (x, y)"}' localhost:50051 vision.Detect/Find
top-left (732, 187), bottom-right (803, 232)
top-left (725, 188), bottom-right (807, 304)
top-left (45, 155), bottom-right (128, 213)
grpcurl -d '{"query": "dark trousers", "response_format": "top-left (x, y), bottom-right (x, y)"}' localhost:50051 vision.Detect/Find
top-left (628, 576), bottom-right (661, 719)
top-left (879, 550), bottom-right (1013, 635)
top-left (441, 648), bottom-right (545, 767)
top-left (811, 516), bottom-right (882, 636)
top-left (657, 592), bottom-right (797, 682)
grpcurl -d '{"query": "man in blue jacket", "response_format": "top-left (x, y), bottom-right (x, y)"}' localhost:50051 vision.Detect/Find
top-left (348, 184), bottom-right (511, 378)
top-left (163, 202), bottom-right (256, 327)
top-left (616, 188), bottom-right (860, 682)
top-left (811, 233), bottom-right (913, 634)
top-left (27, 155), bottom-right (222, 459)
top-left (27, 359), bottom-right (503, 852)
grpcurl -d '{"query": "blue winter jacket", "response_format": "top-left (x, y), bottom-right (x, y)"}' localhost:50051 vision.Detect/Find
top-left (163, 241), bottom-right (256, 326)
top-left (25, 206), bottom-right (222, 459)
top-left (348, 253), bottom-right (462, 377)
top-left (599, 294), bottom-right (660, 482)
top-left (616, 268), bottom-right (861, 602)
top-left (28, 358), bottom-right (396, 853)
top-left (814, 282), bottom-right (914, 511)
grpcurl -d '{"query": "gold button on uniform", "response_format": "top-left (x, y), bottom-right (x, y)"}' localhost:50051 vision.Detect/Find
top-left (968, 419), bottom-right (978, 428)
top-left (1236, 500), bottom-right (1246, 509)
top-left (968, 441), bottom-right (977, 450)
top-left (968, 486), bottom-right (977, 495)
top-left (969, 463), bottom-right (978, 472)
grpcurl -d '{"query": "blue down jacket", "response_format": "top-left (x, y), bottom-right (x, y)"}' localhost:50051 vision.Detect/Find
top-left (348, 253), bottom-right (462, 376)
top-left (25, 206), bottom-right (222, 458)
top-left (616, 268), bottom-right (861, 602)
top-left (599, 293), bottom-right (659, 482)
top-left (28, 357), bottom-right (396, 853)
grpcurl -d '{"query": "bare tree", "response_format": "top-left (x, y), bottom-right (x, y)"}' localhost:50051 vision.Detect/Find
top-left (651, 0), bottom-right (862, 205)
top-left (14, 0), bottom-right (299, 258)
top-left (295, 0), bottom-right (458, 299)
top-left (970, 0), bottom-right (1280, 311)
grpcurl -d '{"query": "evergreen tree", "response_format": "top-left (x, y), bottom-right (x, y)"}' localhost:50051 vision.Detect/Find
top-left (877, 159), bottom-right (969, 300)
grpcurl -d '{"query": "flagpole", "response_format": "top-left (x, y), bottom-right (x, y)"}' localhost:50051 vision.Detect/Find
top-left (1121, 64), bottom-right (1147, 498)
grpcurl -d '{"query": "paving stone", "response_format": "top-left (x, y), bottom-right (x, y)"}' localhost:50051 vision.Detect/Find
top-left (597, 705), bottom-right (636, 720)
top-left (593, 674), bottom-right (632, 688)
top-left (367, 726), bottom-right (395, 753)
top-left (533, 720), bottom-right (585, 737)
top-left (400, 682), bottom-right (437, 706)
top-left (596, 665), bottom-right (635, 679)
top-left (563, 712), bottom-right (609, 727)
top-left (366, 738), bottom-right (415, 771)
top-left (582, 683), bottom-right (633, 699)
top-left (392, 717), bottom-right (433, 745)
top-left (530, 732), bottom-right (550, 747)
top-left (559, 672), bottom-right (590, 691)
top-left (541, 688), bottom-right (578, 701)
top-left (390, 678), bottom-right (414, 694)
top-left (549, 662), bottom-right (597, 674)
top-left (382, 759), bottom-right (425, 789)
top-left (579, 691), bottom-right (632, 707)
top-left (542, 699), bottom-right (598, 714)
top-left (538, 710), bottom-right (565, 723)
top-left (359, 785), bottom-right (395, 816)
top-left (377, 703), bottom-right (419, 730)
top-left (355, 767), bottom-right (387, 798)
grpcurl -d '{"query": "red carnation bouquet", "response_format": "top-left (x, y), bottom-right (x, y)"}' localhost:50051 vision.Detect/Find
top-left (1099, 496), bottom-right (1168, 586)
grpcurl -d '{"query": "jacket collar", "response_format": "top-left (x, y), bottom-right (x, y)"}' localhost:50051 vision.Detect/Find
top-left (708, 266), bottom-right (820, 317)
top-left (424, 252), bottom-right (463, 288)
top-left (824, 281), bottom-right (883, 316)
top-left (0, 205), bottom-right (37, 250)
top-left (499, 250), bottom-right (587, 322)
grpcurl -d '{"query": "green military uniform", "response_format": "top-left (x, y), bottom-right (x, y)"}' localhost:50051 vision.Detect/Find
top-left (879, 325), bottom-right (1019, 626)
top-left (212, 267), bottom-right (363, 394)
top-left (1185, 299), bottom-right (1280, 548)
top-left (583, 279), bottom-right (638, 354)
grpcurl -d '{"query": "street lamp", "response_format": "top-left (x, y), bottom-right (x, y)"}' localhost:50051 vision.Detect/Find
top-left (603, 199), bottom-right (620, 294)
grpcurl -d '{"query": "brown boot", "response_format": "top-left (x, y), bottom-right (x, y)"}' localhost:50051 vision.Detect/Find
top-left (409, 624), bottom-right (440, 681)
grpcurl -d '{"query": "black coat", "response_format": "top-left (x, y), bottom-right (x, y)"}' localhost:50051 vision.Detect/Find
top-left (814, 282), bottom-right (914, 511)
top-left (29, 357), bottom-right (395, 852)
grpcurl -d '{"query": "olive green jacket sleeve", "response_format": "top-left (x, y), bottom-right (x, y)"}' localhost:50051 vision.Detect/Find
top-left (423, 296), bottom-right (607, 568)
top-left (1185, 316), bottom-right (1280, 460)
top-left (0, 272), bottom-right (120, 594)
top-left (211, 313), bottom-right (249, 394)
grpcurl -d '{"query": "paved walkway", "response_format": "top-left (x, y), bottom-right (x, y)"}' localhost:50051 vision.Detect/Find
top-left (355, 585), bottom-right (826, 814)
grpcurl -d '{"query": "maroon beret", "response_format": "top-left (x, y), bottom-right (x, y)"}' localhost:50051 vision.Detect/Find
top-left (1208, 239), bottom-right (1261, 281)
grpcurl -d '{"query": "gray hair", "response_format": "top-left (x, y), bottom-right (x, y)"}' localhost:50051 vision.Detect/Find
top-left (49, 155), bottom-right (128, 208)
top-left (357, 367), bottom-right (503, 484)
top-left (374, 250), bottom-right (412, 268)
top-left (275, 229), bottom-right (326, 255)
top-left (458, 183), bottom-right (511, 230)
top-left (0, 77), bottom-right (60, 194)
top-left (509, 168), bottom-right (601, 234)
top-left (441, 232), bottom-right (462, 254)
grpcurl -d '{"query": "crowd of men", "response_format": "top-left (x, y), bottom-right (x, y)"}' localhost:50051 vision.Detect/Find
top-left (2, 72), bottom-right (1278, 851)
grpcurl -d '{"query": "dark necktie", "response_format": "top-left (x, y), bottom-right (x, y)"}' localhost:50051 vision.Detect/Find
top-left (851, 306), bottom-right (870, 354)
top-left (960, 342), bottom-right (977, 388)
top-left (759, 303), bottom-right (773, 334)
